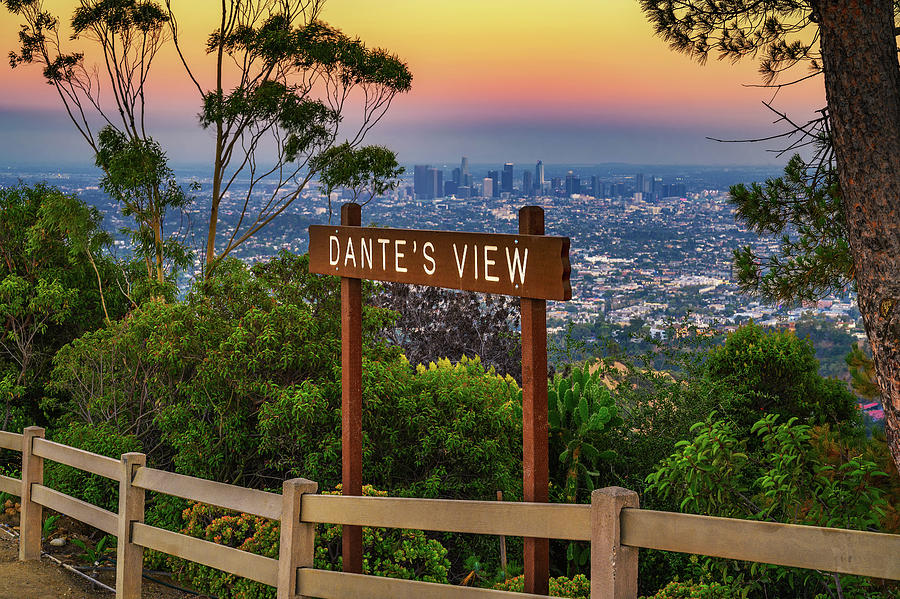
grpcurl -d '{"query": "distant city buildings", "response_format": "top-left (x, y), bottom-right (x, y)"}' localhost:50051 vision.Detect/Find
top-left (501, 163), bottom-right (514, 194)
top-left (482, 177), bottom-right (493, 199)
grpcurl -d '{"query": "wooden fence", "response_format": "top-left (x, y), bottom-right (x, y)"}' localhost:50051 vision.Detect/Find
top-left (1, 426), bottom-right (898, 599)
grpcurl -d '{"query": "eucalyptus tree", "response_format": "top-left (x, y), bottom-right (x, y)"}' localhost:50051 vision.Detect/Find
top-left (640, 0), bottom-right (900, 472)
top-left (5, 0), bottom-right (192, 295)
top-left (165, 0), bottom-right (412, 275)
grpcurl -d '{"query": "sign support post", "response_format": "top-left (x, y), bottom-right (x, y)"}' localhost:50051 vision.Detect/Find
top-left (312, 202), bottom-right (570, 589)
top-left (341, 202), bottom-right (364, 574)
top-left (520, 206), bottom-right (549, 595)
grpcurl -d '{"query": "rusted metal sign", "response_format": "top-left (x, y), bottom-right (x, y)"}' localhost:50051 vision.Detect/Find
top-left (308, 225), bottom-right (571, 300)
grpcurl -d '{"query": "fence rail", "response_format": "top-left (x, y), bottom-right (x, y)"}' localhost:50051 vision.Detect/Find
top-left (1, 424), bottom-right (898, 599)
top-left (131, 466), bottom-right (282, 520)
top-left (32, 437), bottom-right (121, 481)
top-left (301, 494), bottom-right (591, 540)
top-left (31, 484), bottom-right (117, 536)
top-left (0, 430), bottom-right (22, 451)
top-left (622, 509), bottom-right (900, 580)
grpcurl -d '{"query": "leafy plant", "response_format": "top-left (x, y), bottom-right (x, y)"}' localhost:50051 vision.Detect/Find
top-left (41, 514), bottom-right (61, 538)
top-left (549, 363), bottom-right (621, 504)
top-left (71, 535), bottom-right (116, 567)
top-left (646, 413), bottom-right (891, 598)
top-left (547, 363), bottom-right (621, 577)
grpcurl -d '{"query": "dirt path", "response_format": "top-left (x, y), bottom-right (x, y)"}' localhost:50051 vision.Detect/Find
top-left (0, 532), bottom-right (104, 598)
top-left (0, 529), bottom-right (196, 599)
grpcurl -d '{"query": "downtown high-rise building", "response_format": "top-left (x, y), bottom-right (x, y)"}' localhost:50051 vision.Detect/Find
top-left (487, 170), bottom-right (500, 198)
top-left (482, 177), bottom-right (493, 198)
top-left (502, 163), bottom-right (514, 193)
top-left (413, 165), bottom-right (442, 199)
top-left (565, 171), bottom-right (580, 197)
top-left (522, 170), bottom-right (533, 196)
top-left (535, 160), bottom-right (545, 188)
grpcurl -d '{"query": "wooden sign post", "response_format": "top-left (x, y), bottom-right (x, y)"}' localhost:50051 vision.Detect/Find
top-left (340, 203), bottom-right (364, 574)
top-left (309, 204), bottom-right (570, 591)
top-left (519, 206), bottom-right (549, 595)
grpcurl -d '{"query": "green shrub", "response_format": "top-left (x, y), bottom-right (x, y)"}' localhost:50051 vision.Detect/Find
top-left (44, 422), bottom-right (141, 512)
top-left (493, 574), bottom-right (591, 598)
top-left (641, 580), bottom-right (744, 599)
top-left (704, 322), bottom-right (857, 432)
top-left (170, 486), bottom-right (450, 599)
top-left (646, 413), bottom-right (891, 598)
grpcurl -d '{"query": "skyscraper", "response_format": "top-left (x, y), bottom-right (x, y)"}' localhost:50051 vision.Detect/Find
top-left (482, 177), bottom-right (493, 198)
top-left (522, 170), bottom-right (533, 196)
top-left (535, 160), bottom-right (545, 188)
top-left (414, 165), bottom-right (431, 199)
top-left (565, 171), bottom-right (580, 196)
top-left (502, 163), bottom-right (514, 193)
top-left (488, 170), bottom-right (500, 198)
top-left (432, 168), bottom-right (443, 199)
top-left (591, 175), bottom-right (601, 198)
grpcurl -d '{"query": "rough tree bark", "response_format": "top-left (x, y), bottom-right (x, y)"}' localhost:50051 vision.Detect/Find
top-left (813, 0), bottom-right (900, 472)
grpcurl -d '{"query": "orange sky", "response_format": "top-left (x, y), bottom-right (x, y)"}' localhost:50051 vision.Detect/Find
top-left (0, 0), bottom-right (824, 165)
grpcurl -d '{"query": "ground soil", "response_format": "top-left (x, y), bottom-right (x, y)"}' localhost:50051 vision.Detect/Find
top-left (0, 507), bottom-right (196, 599)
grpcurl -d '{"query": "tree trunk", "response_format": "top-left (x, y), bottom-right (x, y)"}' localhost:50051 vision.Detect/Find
top-left (814, 0), bottom-right (900, 473)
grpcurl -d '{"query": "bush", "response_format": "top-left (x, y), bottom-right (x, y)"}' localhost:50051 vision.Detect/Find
top-left (494, 574), bottom-right (591, 598)
top-left (44, 422), bottom-right (141, 512)
top-left (646, 413), bottom-right (891, 598)
top-left (170, 486), bottom-right (450, 599)
top-left (641, 580), bottom-right (744, 599)
top-left (705, 322), bottom-right (857, 431)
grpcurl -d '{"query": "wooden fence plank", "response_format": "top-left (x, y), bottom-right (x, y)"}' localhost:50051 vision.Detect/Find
top-left (301, 495), bottom-right (591, 540)
top-left (621, 509), bottom-right (900, 581)
top-left (0, 431), bottom-right (22, 452)
top-left (131, 467), bottom-right (282, 520)
top-left (0, 474), bottom-right (19, 496)
top-left (19, 427), bottom-right (44, 561)
top-left (117, 453), bottom-right (146, 599)
top-left (296, 569), bottom-right (548, 599)
top-left (132, 523), bottom-right (279, 586)
top-left (277, 478), bottom-right (317, 599)
top-left (31, 484), bottom-right (117, 535)
top-left (32, 438), bottom-right (121, 481)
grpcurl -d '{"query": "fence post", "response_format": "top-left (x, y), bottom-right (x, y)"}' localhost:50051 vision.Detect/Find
top-left (591, 486), bottom-right (639, 599)
top-left (116, 452), bottom-right (146, 599)
top-left (19, 426), bottom-right (45, 561)
top-left (278, 478), bottom-right (318, 599)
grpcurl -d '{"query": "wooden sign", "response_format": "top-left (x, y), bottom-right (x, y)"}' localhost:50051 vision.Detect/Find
top-left (308, 226), bottom-right (571, 300)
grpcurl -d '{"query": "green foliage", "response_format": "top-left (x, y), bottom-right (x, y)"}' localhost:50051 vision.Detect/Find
top-left (493, 573), bottom-right (591, 598)
top-left (314, 142), bottom-right (404, 219)
top-left (846, 344), bottom-right (880, 401)
top-left (548, 363), bottom-right (621, 504)
top-left (704, 322), bottom-right (857, 432)
top-left (44, 422), bottom-right (141, 512)
top-left (95, 125), bottom-right (194, 296)
top-left (546, 363), bottom-right (622, 577)
top-left (646, 413), bottom-right (891, 597)
top-left (641, 580), bottom-right (745, 599)
top-left (730, 156), bottom-right (851, 305)
top-left (71, 534), bottom-right (117, 566)
top-left (41, 513), bottom-right (61, 537)
top-left (0, 184), bottom-right (124, 432)
top-left (171, 487), bottom-right (450, 599)
top-left (638, 1), bottom-right (818, 84)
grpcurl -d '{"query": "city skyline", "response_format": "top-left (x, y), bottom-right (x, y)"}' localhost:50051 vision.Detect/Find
top-left (0, 0), bottom-right (824, 167)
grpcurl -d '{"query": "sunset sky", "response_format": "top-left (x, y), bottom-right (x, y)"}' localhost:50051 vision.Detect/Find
top-left (0, 0), bottom-right (824, 167)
